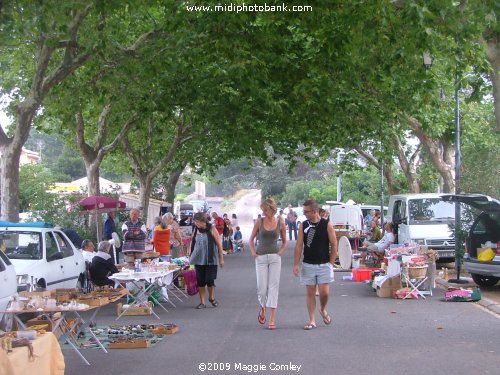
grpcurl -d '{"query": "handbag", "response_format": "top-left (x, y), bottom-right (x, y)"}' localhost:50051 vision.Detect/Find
top-left (183, 268), bottom-right (199, 296)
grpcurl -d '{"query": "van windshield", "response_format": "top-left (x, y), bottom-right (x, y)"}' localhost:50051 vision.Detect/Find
top-left (408, 199), bottom-right (455, 225)
top-left (0, 231), bottom-right (43, 260)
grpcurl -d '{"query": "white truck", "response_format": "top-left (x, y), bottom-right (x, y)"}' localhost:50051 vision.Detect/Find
top-left (386, 193), bottom-right (456, 260)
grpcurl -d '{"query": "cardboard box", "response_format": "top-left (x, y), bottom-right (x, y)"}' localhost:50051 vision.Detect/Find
top-left (152, 324), bottom-right (179, 335)
top-left (375, 275), bottom-right (401, 298)
top-left (117, 302), bottom-right (153, 316)
top-left (376, 286), bottom-right (393, 298)
top-left (25, 318), bottom-right (53, 331)
top-left (390, 275), bottom-right (402, 289)
top-left (109, 339), bottom-right (150, 349)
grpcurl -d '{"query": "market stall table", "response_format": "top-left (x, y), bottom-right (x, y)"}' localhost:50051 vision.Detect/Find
top-left (0, 332), bottom-right (64, 375)
top-left (109, 267), bottom-right (179, 320)
top-left (0, 288), bottom-right (128, 365)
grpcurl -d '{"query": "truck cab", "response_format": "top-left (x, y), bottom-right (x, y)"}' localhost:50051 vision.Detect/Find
top-left (386, 194), bottom-right (456, 260)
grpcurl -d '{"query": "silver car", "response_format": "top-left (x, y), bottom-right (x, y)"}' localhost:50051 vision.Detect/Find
top-left (442, 194), bottom-right (500, 287)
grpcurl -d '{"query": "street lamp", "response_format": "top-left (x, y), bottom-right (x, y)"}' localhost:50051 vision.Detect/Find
top-left (448, 74), bottom-right (467, 284)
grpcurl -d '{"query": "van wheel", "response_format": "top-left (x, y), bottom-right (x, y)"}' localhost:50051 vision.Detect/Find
top-left (471, 273), bottom-right (499, 287)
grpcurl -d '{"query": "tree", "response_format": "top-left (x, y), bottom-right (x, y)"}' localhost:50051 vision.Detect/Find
top-left (0, 1), bottom-right (95, 220)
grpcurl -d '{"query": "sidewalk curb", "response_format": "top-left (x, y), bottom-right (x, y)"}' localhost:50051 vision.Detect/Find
top-left (436, 278), bottom-right (500, 316)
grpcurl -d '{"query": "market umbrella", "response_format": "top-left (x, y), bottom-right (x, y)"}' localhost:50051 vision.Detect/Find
top-left (78, 195), bottom-right (126, 241)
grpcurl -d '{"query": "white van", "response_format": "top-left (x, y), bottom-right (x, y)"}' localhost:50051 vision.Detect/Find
top-left (0, 251), bottom-right (17, 323)
top-left (386, 193), bottom-right (456, 260)
top-left (329, 204), bottom-right (364, 233)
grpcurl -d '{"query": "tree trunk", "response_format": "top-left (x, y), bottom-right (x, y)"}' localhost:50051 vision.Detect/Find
top-left (354, 147), bottom-right (401, 195)
top-left (485, 39), bottom-right (500, 132)
top-left (138, 177), bottom-right (153, 226)
top-left (382, 160), bottom-right (401, 195)
top-left (164, 167), bottom-right (185, 204)
top-left (85, 162), bottom-right (101, 196)
top-left (0, 145), bottom-right (22, 221)
top-left (441, 139), bottom-right (456, 193)
top-left (406, 116), bottom-right (456, 193)
top-left (85, 161), bottom-right (103, 240)
top-left (394, 137), bottom-right (421, 193)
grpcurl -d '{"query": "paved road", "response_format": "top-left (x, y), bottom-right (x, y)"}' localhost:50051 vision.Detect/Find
top-left (66, 240), bottom-right (499, 375)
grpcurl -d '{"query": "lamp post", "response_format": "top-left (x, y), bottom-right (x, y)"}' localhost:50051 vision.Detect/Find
top-left (448, 74), bottom-right (467, 283)
top-left (336, 151), bottom-right (343, 202)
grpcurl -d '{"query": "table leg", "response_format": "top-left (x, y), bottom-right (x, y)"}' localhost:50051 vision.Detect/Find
top-left (73, 310), bottom-right (108, 354)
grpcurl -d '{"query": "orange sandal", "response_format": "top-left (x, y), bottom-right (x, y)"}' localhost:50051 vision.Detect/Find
top-left (267, 322), bottom-right (276, 330)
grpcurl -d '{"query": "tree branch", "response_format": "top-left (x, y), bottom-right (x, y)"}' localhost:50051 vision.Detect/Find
top-left (122, 135), bottom-right (145, 177)
top-left (0, 126), bottom-right (9, 146)
top-left (100, 114), bottom-right (138, 155)
top-left (41, 6), bottom-right (93, 95)
top-left (95, 104), bottom-right (112, 151)
top-left (75, 111), bottom-right (94, 162)
top-left (354, 147), bottom-right (380, 169)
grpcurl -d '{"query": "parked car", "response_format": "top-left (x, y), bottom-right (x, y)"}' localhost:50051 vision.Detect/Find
top-left (329, 204), bottom-right (364, 233)
top-left (386, 193), bottom-right (456, 260)
top-left (0, 221), bottom-right (86, 291)
top-left (442, 194), bottom-right (500, 287)
top-left (179, 203), bottom-right (195, 218)
top-left (189, 200), bottom-right (211, 215)
top-left (0, 250), bottom-right (17, 322)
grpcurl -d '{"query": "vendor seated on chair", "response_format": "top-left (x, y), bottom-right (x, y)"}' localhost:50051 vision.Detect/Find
top-left (89, 241), bottom-right (119, 287)
top-left (359, 222), bottom-right (395, 265)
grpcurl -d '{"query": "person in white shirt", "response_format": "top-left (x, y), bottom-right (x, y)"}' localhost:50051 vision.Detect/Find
top-left (81, 239), bottom-right (96, 263)
top-left (359, 223), bottom-right (395, 264)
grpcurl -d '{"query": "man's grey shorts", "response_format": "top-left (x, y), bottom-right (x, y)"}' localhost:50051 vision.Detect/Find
top-left (300, 262), bottom-right (334, 285)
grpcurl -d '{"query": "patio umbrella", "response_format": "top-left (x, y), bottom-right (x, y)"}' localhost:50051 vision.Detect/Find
top-left (78, 196), bottom-right (126, 241)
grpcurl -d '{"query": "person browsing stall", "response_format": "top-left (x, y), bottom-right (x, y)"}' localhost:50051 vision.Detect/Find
top-left (122, 208), bottom-right (148, 267)
top-left (152, 216), bottom-right (171, 256)
top-left (190, 212), bottom-right (224, 309)
top-left (163, 213), bottom-right (183, 258)
top-left (293, 199), bottom-right (338, 330)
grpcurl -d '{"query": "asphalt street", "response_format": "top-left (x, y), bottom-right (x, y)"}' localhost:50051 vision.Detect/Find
top-left (65, 241), bottom-right (499, 375)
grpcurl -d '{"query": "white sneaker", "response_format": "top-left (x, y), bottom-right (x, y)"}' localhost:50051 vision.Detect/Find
top-left (223, 250), bottom-right (228, 255)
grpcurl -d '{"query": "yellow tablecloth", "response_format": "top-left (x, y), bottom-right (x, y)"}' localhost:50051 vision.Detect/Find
top-left (0, 332), bottom-right (65, 375)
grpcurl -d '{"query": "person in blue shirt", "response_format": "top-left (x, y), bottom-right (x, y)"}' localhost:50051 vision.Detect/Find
top-left (364, 209), bottom-right (375, 231)
top-left (233, 226), bottom-right (243, 252)
top-left (104, 211), bottom-right (116, 240)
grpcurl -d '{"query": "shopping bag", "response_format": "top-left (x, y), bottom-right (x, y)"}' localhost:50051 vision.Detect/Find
top-left (183, 269), bottom-right (199, 296)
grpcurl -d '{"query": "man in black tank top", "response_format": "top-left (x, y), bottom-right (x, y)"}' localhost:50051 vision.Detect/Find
top-left (293, 199), bottom-right (338, 330)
